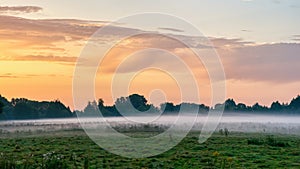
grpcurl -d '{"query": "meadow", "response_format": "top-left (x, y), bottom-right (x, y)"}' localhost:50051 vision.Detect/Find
top-left (0, 129), bottom-right (299, 169)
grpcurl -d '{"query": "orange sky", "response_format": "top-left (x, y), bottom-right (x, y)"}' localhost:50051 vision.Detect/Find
top-left (1, 5), bottom-right (300, 110)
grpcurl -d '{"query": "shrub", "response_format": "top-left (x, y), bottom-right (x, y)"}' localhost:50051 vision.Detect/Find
top-left (247, 135), bottom-right (290, 147)
top-left (266, 135), bottom-right (289, 147)
top-left (247, 138), bottom-right (264, 145)
top-left (224, 128), bottom-right (229, 137)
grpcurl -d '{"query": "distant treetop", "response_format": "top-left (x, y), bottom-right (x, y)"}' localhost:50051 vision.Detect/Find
top-left (1, 94), bottom-right (300, 120)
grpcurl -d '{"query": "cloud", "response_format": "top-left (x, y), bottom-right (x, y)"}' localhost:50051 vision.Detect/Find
top-left (292, 35), bottom-right (300, 41)
top-left (0, 73), bottom-right (68, 78)
top-left (1, 14), bottom-right (300, 84)
top-left (158, 27), bottom-right (184, 32)
top-left (290, 4), bottom-right (300, 8)
top-left (0, 55), bottom-right (77, 63)
top-left (221, 43), bottom-right (300, 83)
top-left (210, 37), bottom-right (254, 48)
top-left (241, 29), bottom-right (252, 32)
top-left (0, 15), bottom-right (144, 48)
top-left (0, 15), bottom-right (213, 51)
top-left (0, 73), bottom-right (19, 78)
top-left (0, 15), bottom-right (96, 41)
top-left (0, 6), bottom-right (42, 14)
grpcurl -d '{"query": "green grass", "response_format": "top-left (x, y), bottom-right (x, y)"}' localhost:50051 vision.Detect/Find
top-left (0, 130), bottom-right (299, 168)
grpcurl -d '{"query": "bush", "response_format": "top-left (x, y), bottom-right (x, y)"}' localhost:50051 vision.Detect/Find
top-left (224, 128), bottom-right (229, 137)
top-left (266, 135), bottom-right (289, 147)
top-left (247, 138), bottom-right (264, 145)
top-left (247, 135), bottom-right (290, 147)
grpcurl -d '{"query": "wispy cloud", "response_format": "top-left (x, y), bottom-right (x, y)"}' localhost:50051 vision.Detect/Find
top-left (0, 15), bottom-right (141, 48)
top-left (210, 37), bottom-right (254, 48)
top-left (0, 73), bottom-right (69, 78)
top-left (0, 73), bottom-right (19, 78)
top-left (0, 55), bottom-right (77, 63)
top-left (0, 6), bottom-right (42, 14)
top-left (241, 29), bottom-right (252, 32)
top-left (158, 27), bottom-right (184, 33)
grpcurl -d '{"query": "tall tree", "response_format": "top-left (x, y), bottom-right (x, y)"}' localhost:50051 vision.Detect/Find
top-left (224, 99), bottom-right (237, 111)
top-left (128, 94), bottom-right (150, 111)
top-left (236, 103), bottom-right (247, 111)
top-left (252, 103), bottom-right (267, 112)
top-left (115, 94), bottom-right (150, 113)
top-left (0, 101), bottom-right (3, 114)
top-left (83, 101), bottom-right (98, 116)
top-left (289, 95), bottom-right (300, 111)
top-left (270, 101), bottom-right (283, 111)
top-left (160, 102), bottom-right (176, 113)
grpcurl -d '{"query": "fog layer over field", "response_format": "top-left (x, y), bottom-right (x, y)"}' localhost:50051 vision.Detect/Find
top-left (1, 113), bottom-right (300, 135)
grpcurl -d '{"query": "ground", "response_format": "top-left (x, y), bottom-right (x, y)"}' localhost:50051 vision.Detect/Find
top-left (0, 130), bottom-right (299, 168)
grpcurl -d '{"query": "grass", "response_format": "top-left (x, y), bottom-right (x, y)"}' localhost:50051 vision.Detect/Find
top-left (0, 130), bottom-right (299, 168)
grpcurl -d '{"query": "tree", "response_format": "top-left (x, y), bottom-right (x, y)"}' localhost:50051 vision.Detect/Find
top-left (83, 101), bottom-right (98, 116)
top-left (270, 101), bottom-right (283, 111)
top-left (12, 98), bottom-right (37, 119)
top-left (236, 103), bottom-right (247, 111)
top-left (252, 103), bottom-right (267, 112)
top-left (199, 104), bottom-right (209, 113)
top-left (160, 102), bottom-right (176, 113)
top-left (128, 94), bottom-right (150, 111)
top-left (224, 128), bottom-right (229, 137)
top-left (115, 94), bottom-right (150, 113)
top-left (0, 101), bottom-right (3, 114)
top-left (288, 95), bottom-right (300, 112)
top-left (98, 98), bottom-right (104, 109)
top-left (224, 99), bottom-right (237, 111)
top-left (0, 95), bottom-right (11, 116)
top-left (214, 103), bottom-right (224, 111)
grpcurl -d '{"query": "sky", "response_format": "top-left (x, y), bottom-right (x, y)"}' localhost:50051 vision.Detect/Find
top-left (0, 0), bottom-right (300, 109)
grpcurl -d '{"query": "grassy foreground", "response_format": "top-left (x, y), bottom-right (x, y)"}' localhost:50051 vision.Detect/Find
top-left (0, 130), bottom-right (299, 169)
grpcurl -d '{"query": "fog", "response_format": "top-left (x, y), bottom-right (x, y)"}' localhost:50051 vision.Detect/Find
top-left (1, 113), bottom-right (300, 135)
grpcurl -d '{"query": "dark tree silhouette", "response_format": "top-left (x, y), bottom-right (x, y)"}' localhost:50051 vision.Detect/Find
top-left (252, 103), bottom-right (268, 112)
top-left (1, 93), bottom-right (300, 119)
top-left (214, 103), bottom-right (224, 111)
top-left (83, 101), bottom-right (98, 116)
top-left (98, 98), bottom-right (104, 109)
top-left (289, 95), bottom-right (300, 111)
top-left (270, 101), bottom-right (283, 111)
top-left (0, 101), bottom-right (3, 114)
top-left (96, 98), bottom-right (119, 117)
top-left (160, 102), bottom-right (176, 114)
top-left (115, 94), bottom-right (151, 113)
top-left (128, 94), bottom-right (150, 111)
top-left (1, 97), bottom-right (73, 120)
top-left (236, 103), bottom-right (247, 111)
top-left (224, 99), bottom-right (237, 111)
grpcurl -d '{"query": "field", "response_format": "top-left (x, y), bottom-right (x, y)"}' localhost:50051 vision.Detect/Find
top-left (0, 130), bottom-right (299, 169)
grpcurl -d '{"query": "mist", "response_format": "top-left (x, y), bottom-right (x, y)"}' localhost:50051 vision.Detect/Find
top-left (1, 113), bottom-right (300, 135)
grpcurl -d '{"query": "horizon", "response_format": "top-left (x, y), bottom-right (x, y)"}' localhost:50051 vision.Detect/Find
top-left (1, 93), bottom-right (300, 111)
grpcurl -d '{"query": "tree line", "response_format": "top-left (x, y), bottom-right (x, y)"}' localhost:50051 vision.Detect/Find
top-left (0, 95), bottom-right (72, 120)
top-left (1, 94), bottom-right (300, 120)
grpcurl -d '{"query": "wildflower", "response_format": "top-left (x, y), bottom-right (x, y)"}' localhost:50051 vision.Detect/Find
top-left (213, 151), bottom-right (220, 157)
top-left (227, 157), bottom-right (233, 162)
